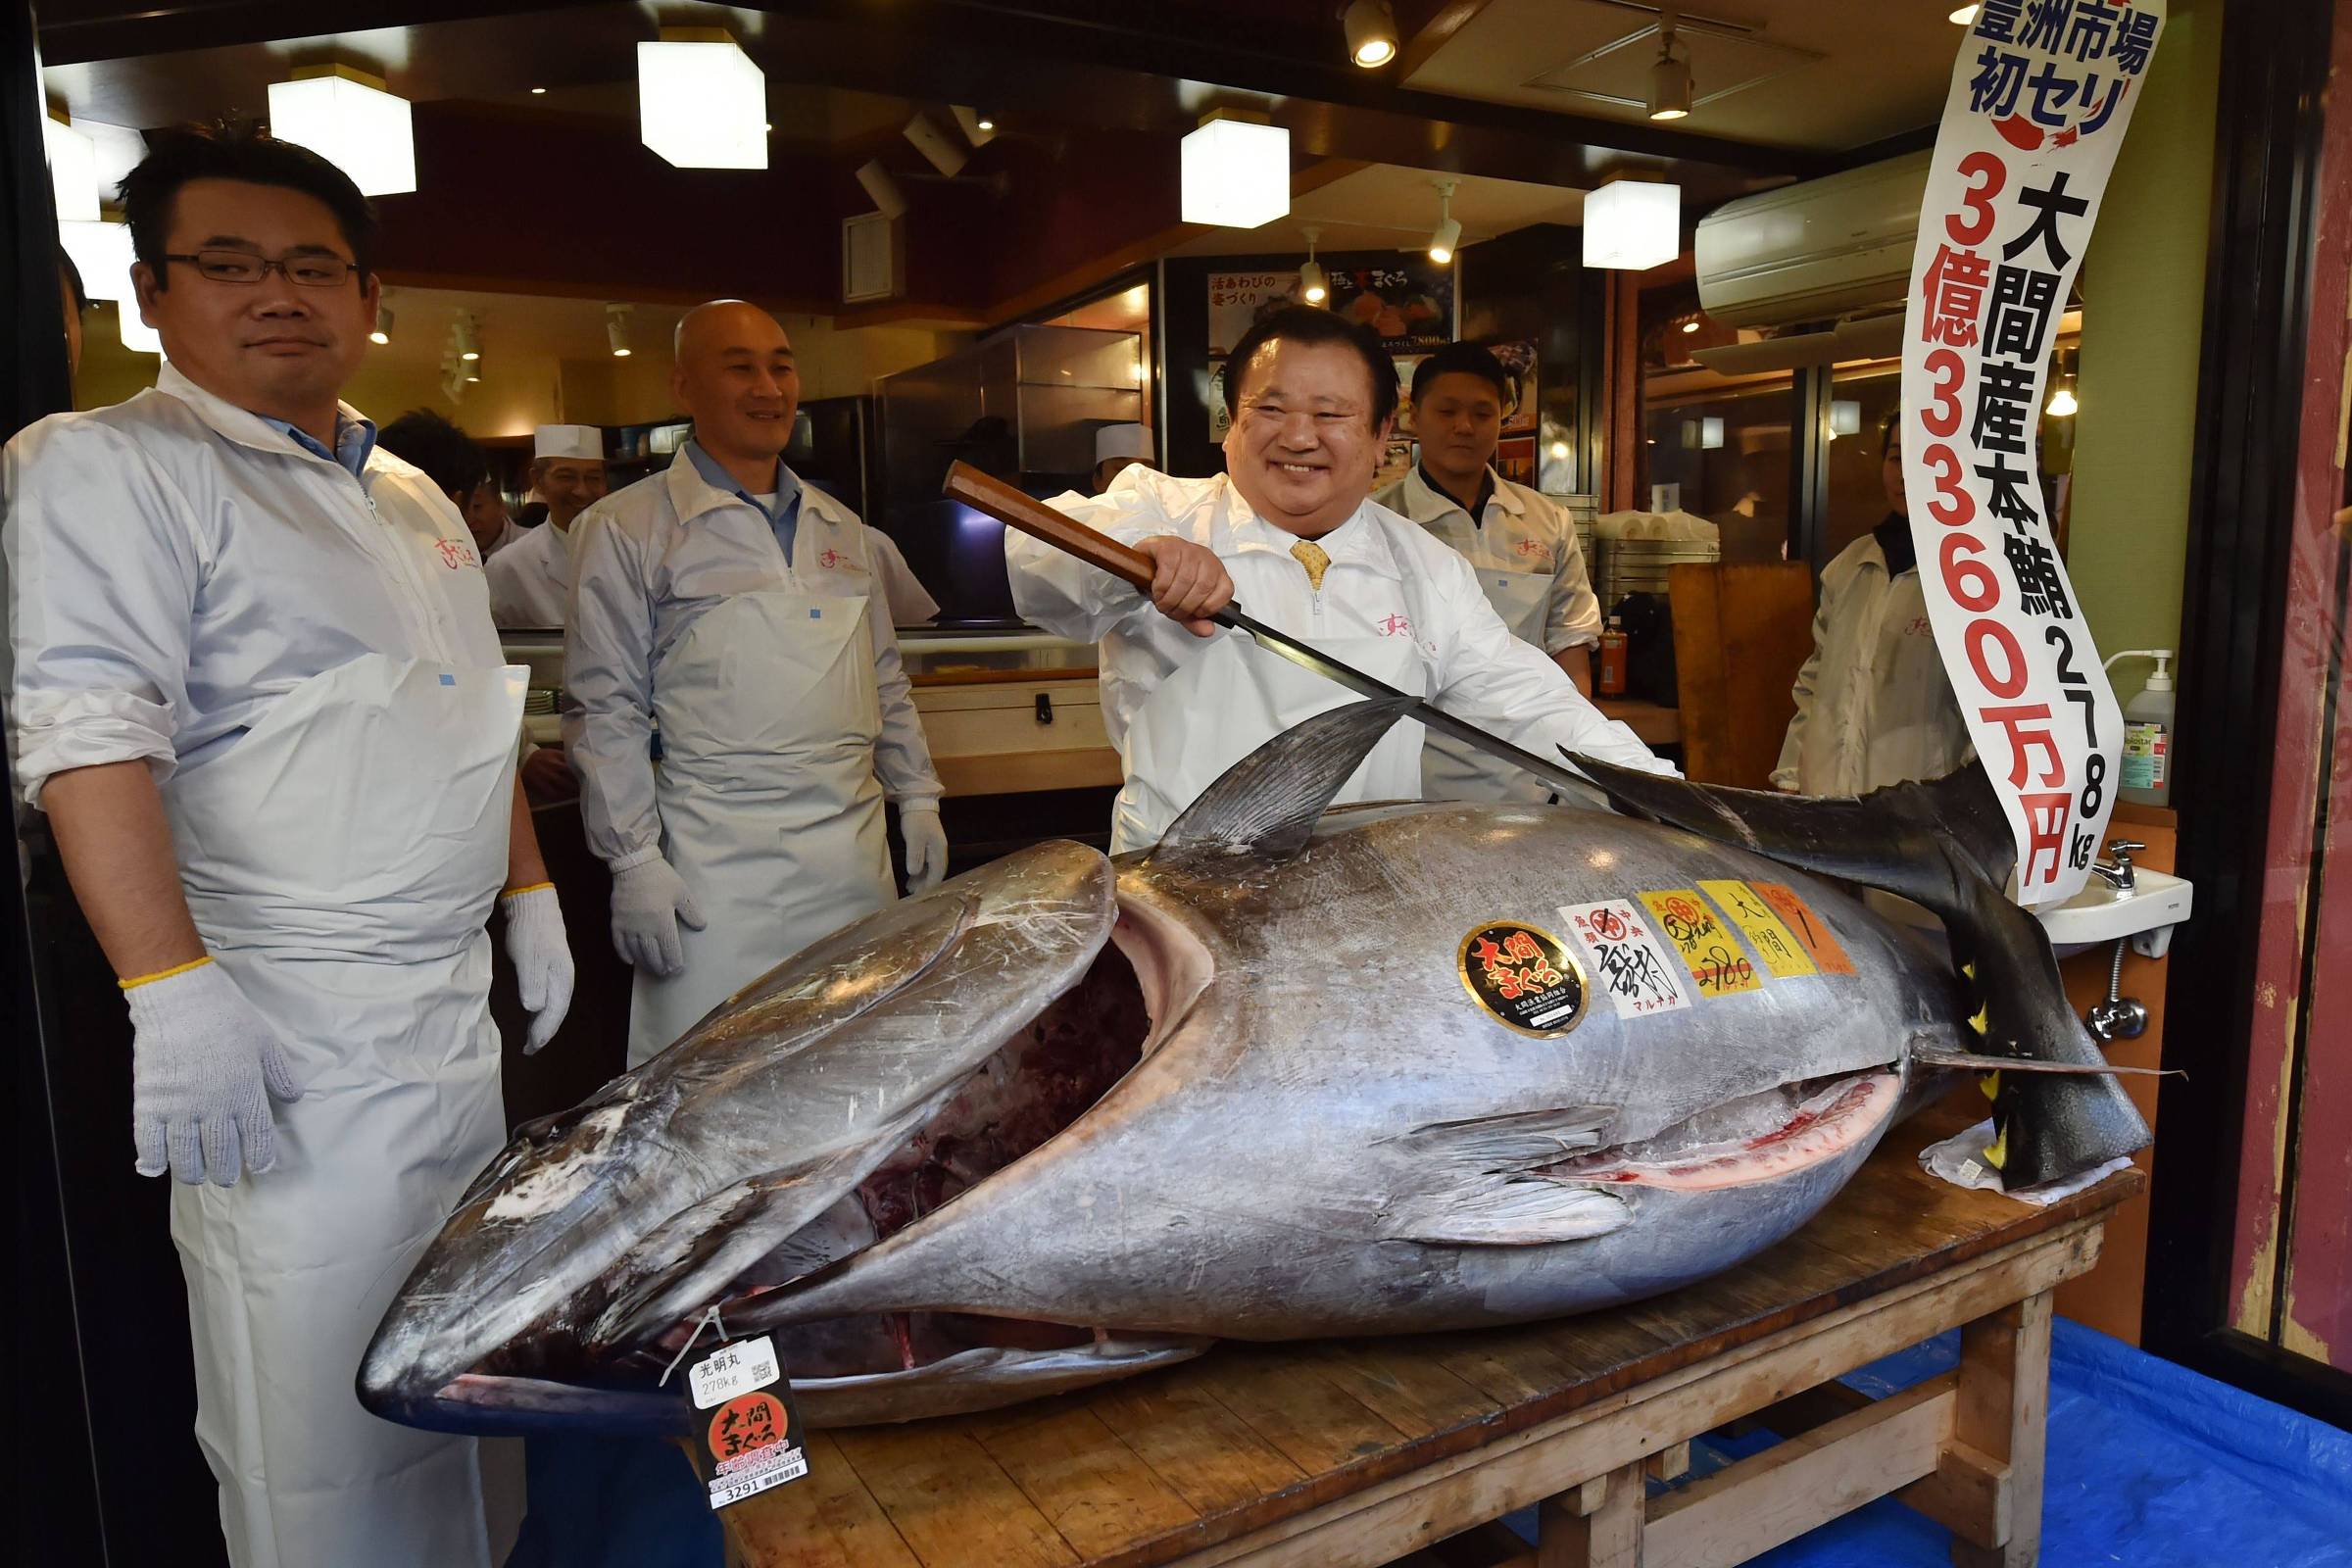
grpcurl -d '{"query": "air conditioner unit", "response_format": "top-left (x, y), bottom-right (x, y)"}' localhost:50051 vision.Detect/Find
top-left (1694, 151), bottom-right (1930, 331)
top-left (842, 212), bottom-right (902, 304)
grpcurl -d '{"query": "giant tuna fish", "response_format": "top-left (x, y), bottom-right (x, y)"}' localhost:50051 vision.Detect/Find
top-left (360, 698), bottom-right (2148, 1433)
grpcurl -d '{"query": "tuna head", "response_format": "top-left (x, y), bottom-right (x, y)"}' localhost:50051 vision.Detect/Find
top-left (359, 837), bottom-right (1205, 1435)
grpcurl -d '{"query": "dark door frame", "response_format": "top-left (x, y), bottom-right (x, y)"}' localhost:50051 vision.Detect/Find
top-left (2143, 0), bottom-right (2352, 1428)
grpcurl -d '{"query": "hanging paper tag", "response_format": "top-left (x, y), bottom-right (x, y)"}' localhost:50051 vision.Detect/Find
top-left (689, 1338), bottom-right (808, 1509)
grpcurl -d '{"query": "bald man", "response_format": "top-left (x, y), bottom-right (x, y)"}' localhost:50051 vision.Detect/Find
top-left (564, 301), bottom-right (949, 1066)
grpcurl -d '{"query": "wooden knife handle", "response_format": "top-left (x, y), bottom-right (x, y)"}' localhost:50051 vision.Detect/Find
top-left (943, 462), bottom-right (1155, 592)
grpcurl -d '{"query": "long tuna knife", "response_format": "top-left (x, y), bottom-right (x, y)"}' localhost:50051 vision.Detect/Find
top-left (944, 462), bottom-right (1603, 804)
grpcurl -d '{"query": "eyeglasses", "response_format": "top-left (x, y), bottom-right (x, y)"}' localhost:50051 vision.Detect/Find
top-left (160, 249), bottom-right (358, 287)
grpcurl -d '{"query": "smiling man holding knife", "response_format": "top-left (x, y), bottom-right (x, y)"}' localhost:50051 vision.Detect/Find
top-left (1003, 306), bottom-right (1671, 854)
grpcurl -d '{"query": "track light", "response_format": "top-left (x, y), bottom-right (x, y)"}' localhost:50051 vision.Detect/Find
top-left (1428, 180), bottom-right (1460, 266)
top-left (857, 160), bottom-right (909, 220)
top-left (2046, 385), bottom-right (2078, 416)
top-left (1343, 0), bottom-right (1397, 68)
top-left (607, 304), bottom-right (632, 359)
top-left (454, 314), bottom-right (480, 362)
top-left (466, 359), bottom-right (482, 384)
top-left (1299, 225), bottom-right (1329, 304)
top-left (951, 105), bottom-right (996, 148)
top-left (904, 113), bottom-right (967, 177)
top-left (369, 301), bottom-right (393, 345)
top-left (1648, 12), bottom-right (1692, 121)
top-left (1680, 318), bottom-right (1700, 334)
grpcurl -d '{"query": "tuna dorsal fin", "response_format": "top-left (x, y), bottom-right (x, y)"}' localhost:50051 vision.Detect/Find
top-left (1565, 755), bottom-right (2149, 1188)
top-left (1153, 695), bottom-right (1421, 861)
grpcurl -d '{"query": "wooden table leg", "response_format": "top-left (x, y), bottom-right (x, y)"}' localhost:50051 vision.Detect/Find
top-left (1537, 1461), bottom-right (1643, 1568)
top-left (1946, 1290), bottom-right (2051, 1568)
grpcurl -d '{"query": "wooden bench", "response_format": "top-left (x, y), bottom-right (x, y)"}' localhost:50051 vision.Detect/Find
top-left (707, 1097), bottom-right (2136, 1568)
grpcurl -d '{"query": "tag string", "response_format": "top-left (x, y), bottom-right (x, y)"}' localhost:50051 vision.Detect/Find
top-left (659, 1303), bottom-right (731, 1387)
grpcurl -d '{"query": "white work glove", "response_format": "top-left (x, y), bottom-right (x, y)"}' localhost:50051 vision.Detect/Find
top-left (122, 958), bottom-right (303, 1187)
top-left (610, 854), bottom-right (705, 978)
top-left (500, 884), bottom-right (574, 1054)
top-left (902, 803), bottom-right (950, 893)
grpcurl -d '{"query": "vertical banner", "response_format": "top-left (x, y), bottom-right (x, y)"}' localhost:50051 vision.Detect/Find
top-left (1903, 0), bottom-right (2163, 904)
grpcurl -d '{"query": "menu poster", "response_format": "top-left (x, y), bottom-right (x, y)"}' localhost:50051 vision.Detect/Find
top-left (1493, 340), bottom-right (1539, 435)
top-left (1205, 260), bottom-right (1457, 359)
top-left (1901, 0), bottom-right (2162, 904)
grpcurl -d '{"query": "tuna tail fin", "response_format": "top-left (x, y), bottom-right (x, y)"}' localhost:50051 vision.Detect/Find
top-left (1566, 756), bottom-right (2150, 1187)
top-left (1153, 694), bottom-right (1421, 861)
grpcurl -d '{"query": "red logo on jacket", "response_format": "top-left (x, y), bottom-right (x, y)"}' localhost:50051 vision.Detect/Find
top-left (435, 536), bottom-right (478, 569)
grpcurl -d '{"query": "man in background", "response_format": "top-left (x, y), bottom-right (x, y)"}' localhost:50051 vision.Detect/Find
top-left (1092, 421), bottom-right (1155, 492)
top-left (488, 423), bottom-right (605, 625)
top-left (1376, 342), bottom-right (1602, 803)
top-left (1774, 412), bottom-right (1970, 794)
top-left (379, 408), bottom-right (523, 559)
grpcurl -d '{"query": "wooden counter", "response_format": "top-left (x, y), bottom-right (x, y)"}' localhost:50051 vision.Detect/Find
top-left (908, 663), bottom-right (1681, 799)
top-left (708, 1097), bottom-right (2134, 1568)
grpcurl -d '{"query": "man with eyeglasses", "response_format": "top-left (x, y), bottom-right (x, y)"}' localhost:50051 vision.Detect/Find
top-left (4, 128), bottom-right (572, 1568)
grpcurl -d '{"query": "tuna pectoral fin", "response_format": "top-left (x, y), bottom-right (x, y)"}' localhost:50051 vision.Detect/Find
top-left (1383, 1105), bottom-right (1617, 1164)
top-left (1153, 694), bottom-right (1422, 861)
top-left (1565, 755), bottom-right (2150, 1188)
top-left (1379, 1180), bottom-right (1631, 1248)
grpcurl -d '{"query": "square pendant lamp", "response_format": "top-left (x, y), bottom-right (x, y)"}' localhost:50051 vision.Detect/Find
top-left (119, 306), bottom-right (163, 355)
top-left (1582, 178), bottom-right (1680, 270)
top-left (638, 29), bottom-right (767, 170)
top-left (57, 219), bottom-right (134, 301)
top-left (267, 67), bottom-right (416, 195)
top-left (1181, 114), bottom-right (1290, 229)
top-left (44, 115), bottom-right (99, 220)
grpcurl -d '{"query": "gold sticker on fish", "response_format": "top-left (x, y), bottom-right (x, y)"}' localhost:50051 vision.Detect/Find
top-left (1749, 882), bottom-right (1856, 975)
top-left (1635, 890), bottom-right (1763, 998)
top-left (1698, 879), bottom-right (1819, 978)
top-left (1457, 921), bottom-right (1589, 1037)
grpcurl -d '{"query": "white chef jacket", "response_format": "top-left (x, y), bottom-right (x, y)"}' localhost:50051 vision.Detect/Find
top-left (478, 515), bottom-right (526, 558)
top-left (563, 456), bottom-right (943, 866)
top-left (1773, 526), bottom-right (1973, 796)
top-left (867, 527), bottom-right (942, 625)
top-left (7, 364), bottom-right (505, 804)
top-left (1005, 467), bottom-right (1672, 823)
top-left (486, 516), bottom-right (573, 627)
top-left (1374, 466), bottom-right (1602, 656)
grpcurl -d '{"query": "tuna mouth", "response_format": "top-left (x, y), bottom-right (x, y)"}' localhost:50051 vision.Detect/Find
top-left (1544, 1069), bottom-right (1901, 1191)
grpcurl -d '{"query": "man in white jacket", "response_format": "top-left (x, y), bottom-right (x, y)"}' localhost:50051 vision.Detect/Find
top-left (1006, 306), bottom-right (1671, 854)
top-left (487, 423), bottom-right (606, 626)
top-left (1773, 415), bottom-right (1972, 795)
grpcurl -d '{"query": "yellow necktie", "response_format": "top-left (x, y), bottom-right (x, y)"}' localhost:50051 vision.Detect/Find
top-left (1291, 539), bottom-right (1332, 592)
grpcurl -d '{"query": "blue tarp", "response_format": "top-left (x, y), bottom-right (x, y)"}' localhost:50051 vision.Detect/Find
top-left (1508, 1319), bottom-right (2352, 1566)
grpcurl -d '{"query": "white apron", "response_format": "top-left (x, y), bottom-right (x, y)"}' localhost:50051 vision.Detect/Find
top-left (1423, 566), bottom-right (1554, 806)
top-left (161, 654), bottom-right (525, 1568)
top-left (1112, 630), bottom-right (1430, 855)
top-left (627, 588), bottom-right (893, 1064)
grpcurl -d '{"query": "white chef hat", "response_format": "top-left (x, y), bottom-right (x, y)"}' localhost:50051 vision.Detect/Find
top-left (534, 423), bottom-right (605, 462)
top-left (1095, 423), bottom-right (1154, 465)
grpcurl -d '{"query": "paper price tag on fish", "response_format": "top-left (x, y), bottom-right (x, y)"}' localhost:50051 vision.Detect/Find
top-left (689, 1334), bottom-right (782, 1410)
top-left (1559, 900), bottom-right (1690, 1018)
top-left (689, 1338), bottom-right (808, 1510)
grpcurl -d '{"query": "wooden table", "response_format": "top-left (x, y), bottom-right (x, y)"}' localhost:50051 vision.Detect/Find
top-left (713, 1097), bottom-right (2134, 1568)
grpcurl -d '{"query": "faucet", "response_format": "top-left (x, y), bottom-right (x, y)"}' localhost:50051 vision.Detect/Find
top-left (2091, 837), bottom-right (2144, 894)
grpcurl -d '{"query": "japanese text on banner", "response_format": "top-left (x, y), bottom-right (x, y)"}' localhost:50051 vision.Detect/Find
top-left (1901, 0), bottom-right (2162, 903)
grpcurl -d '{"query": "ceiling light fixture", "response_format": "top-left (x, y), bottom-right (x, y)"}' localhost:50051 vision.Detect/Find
top-left (369, 301), bottom-right (393, 346)
top-left (904, 113), bottom-right (968, 176)
top-left (1343, 0), bottom-right (1398, 68)
top-left (455, 314), bottom-right (480, 362)
top-left (1648, 11), bottom-right (1692, 122)
top-left (120, 305), bottom-right (163, 355)
top-left (56, 219), bottom-right (132, 301)
top-left (1582, 177), bottom-right (1681, 270)
top-left (1427, 179), bottom-right (1461, 266)
top-left (1180, 111), bottom-right (1290, 228)
top-left (466, 358), bottom-right (483, 384)
top-left (530, 85), bottom-right (548, 95)
top-left (857, 159), bottom-right (909, 220)
top-left (1298, 225), bottom-right (1329, 304)
top-left (1680, 318), bottom-right (1701, 334)
top-left (638, 29), bottom-right (768, 169)
top-left (1949, 5), bottom-right (1982, 24)
top-left (607, 304), bottom-right (632, 358)
top-left (44, 114), bottom-right (99, 221)
top-left (268, 66), bottom-right (416, 195)
top-left (952, 106), bottom-right (997, 148)
top-left (2046, 385), bottom-right (2079, 416)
